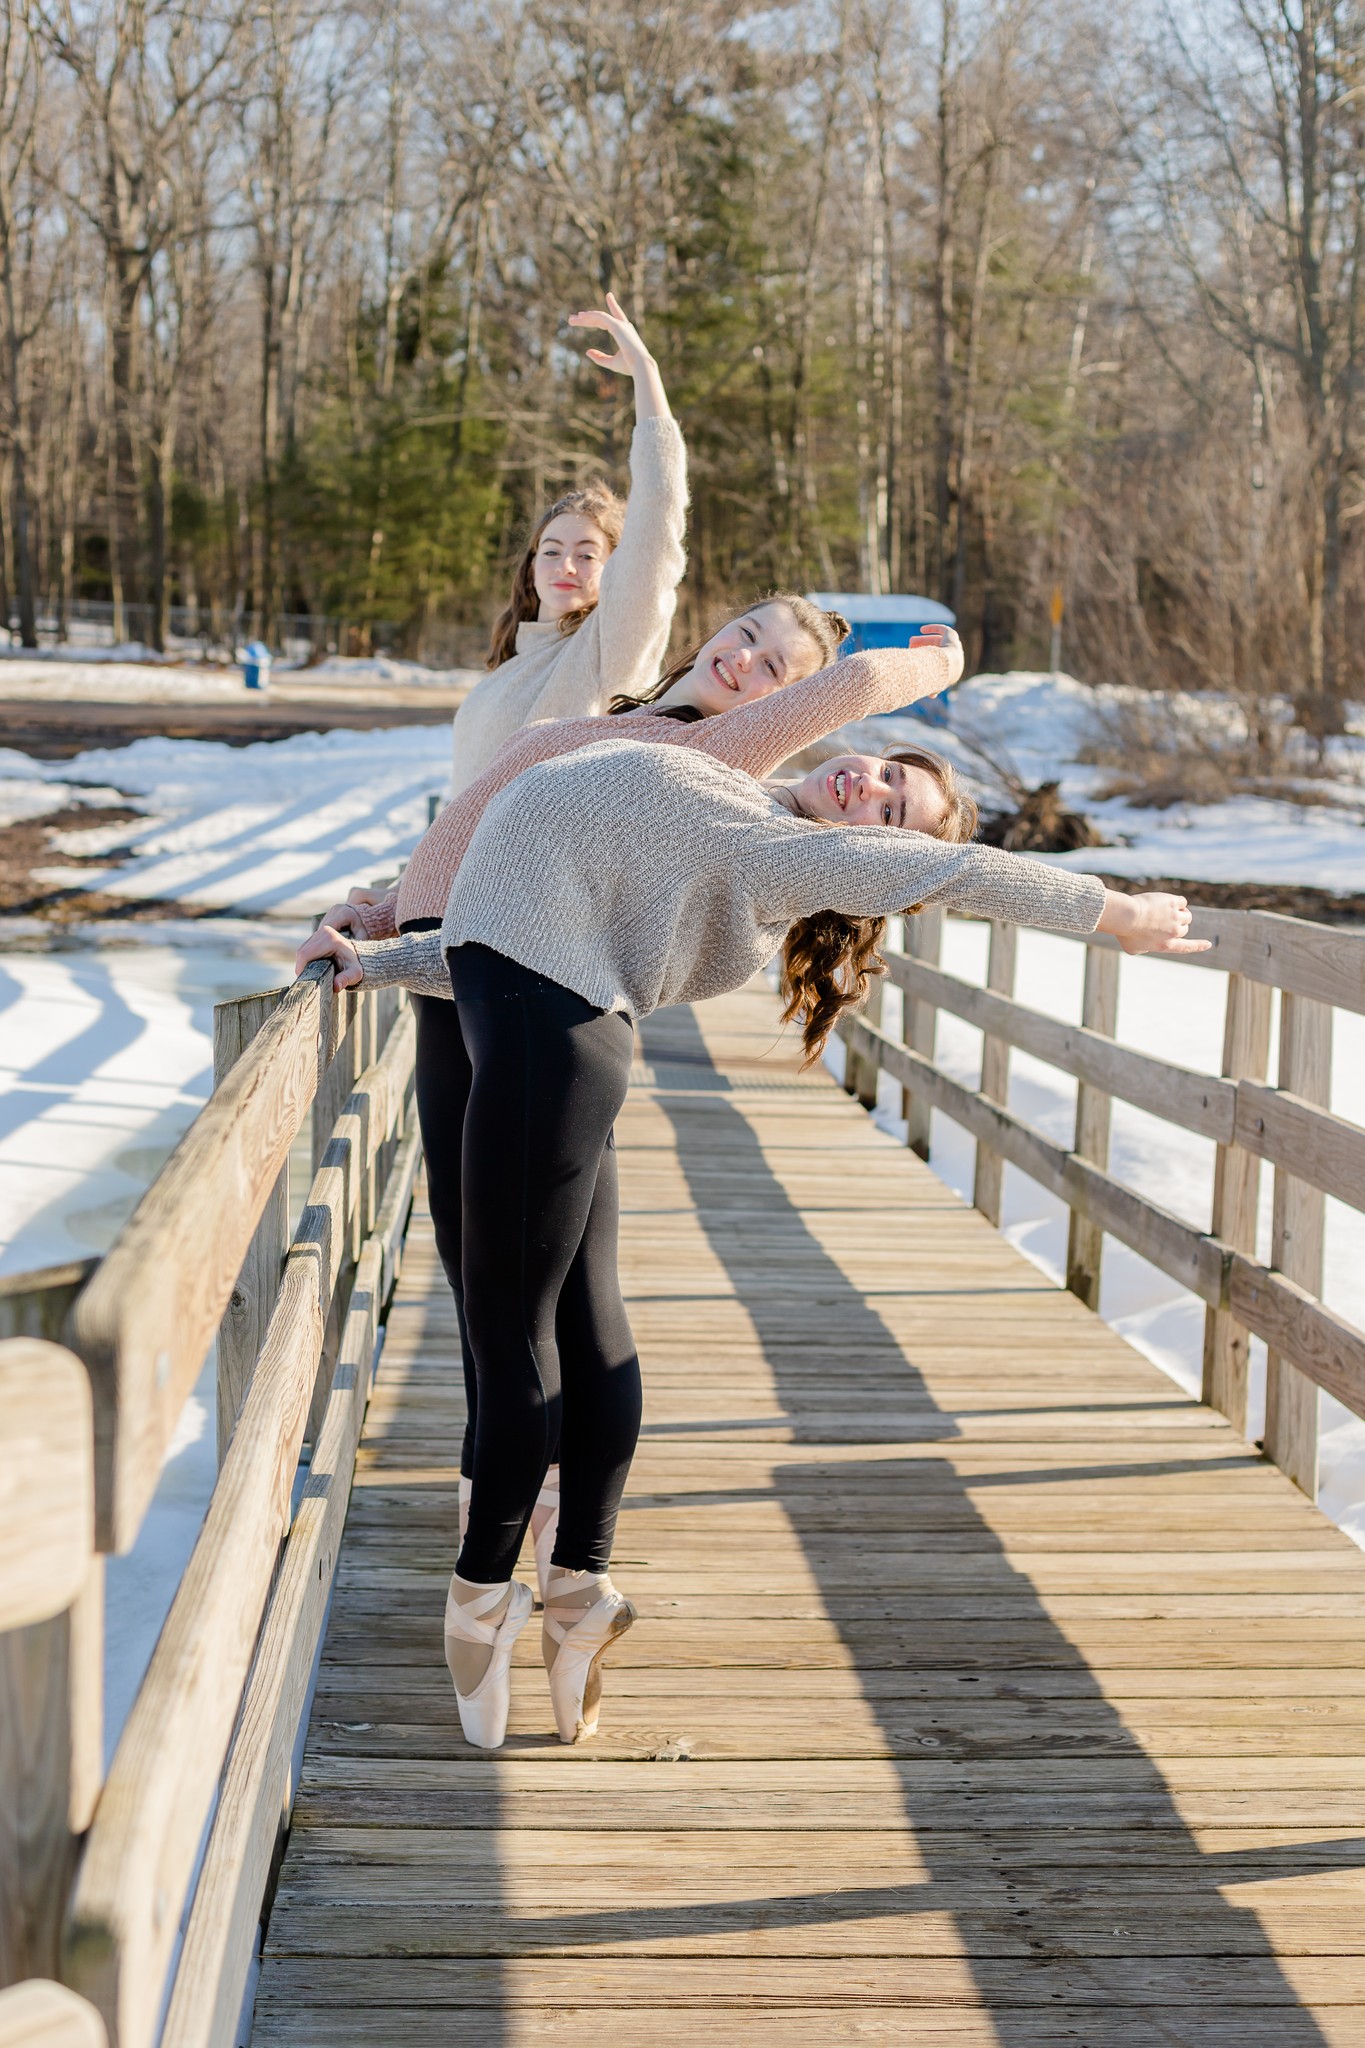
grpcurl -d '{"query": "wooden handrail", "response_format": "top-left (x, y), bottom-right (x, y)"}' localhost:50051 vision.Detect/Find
top-left (63, 1004), bottom-right (415, 2048)
top-left (841, 905), bottom-right (1365, 1491)
top-left (69, 963), bottom-right (340, 1553)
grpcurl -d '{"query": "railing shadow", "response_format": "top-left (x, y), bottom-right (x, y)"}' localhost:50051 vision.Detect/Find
top-left (631, 999), bottom-right (1342, 2043)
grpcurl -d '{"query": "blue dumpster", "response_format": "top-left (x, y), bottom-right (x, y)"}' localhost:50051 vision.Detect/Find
top-left (806, 593), bottom-right (957, 723)
top-left (241, 639), bottom-right (271, 691)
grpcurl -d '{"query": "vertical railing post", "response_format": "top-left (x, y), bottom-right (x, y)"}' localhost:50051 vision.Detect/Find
top-left (1065, 944), bottom-right (1120, 1309)
top-left (1263, 992), bottom-right (1333, 1494)
top-left (902, 909), bottom-right (944, 1160)
top-left (0, 1342), bottom-right (102, 1989)
top-left (1202, 972), bottom-right (1273, 1431)
top-left (849, 973), bottom-right (884, 1111)
top-left (212, 990), bottom-right (289, 1465)
top-left (972, 920), bottom-right (1018, 1225)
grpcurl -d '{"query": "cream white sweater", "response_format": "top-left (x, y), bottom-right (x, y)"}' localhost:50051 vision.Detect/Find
top-left (448, 416), bottom-right (688, 795)
top-left (352, 738), bottom-right (1107, 1019)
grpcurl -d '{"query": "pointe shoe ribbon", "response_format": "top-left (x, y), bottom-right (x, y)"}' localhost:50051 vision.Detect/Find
top-left (542, 1572), bottom-right (636, 1744)
top-left (443, 1577), bottom-right (532, 1751)
top-left (530, 1466), bottom-right (561, 1606)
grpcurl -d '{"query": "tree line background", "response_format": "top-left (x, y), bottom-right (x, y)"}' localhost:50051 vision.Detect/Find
top-left (1, 0), bottom-right (1363, 727)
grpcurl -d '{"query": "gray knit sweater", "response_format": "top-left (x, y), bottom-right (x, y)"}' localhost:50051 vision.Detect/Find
top-left (352, 739), bottom-right (1107, 1018)
top-left (448, 416), bottom-right (688, 795)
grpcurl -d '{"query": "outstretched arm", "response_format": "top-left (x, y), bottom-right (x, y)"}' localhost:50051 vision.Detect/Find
top-left (683, 631), bottom-right (964, 782)
top-left (760, 818), bottom-right (1211, 953)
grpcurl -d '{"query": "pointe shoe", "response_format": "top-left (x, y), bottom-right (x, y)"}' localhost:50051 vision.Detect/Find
top-left (443, 1575), bottom-right (533, 1750)
top-left (541, 1569), bottom-right (636, 1744)
top-left (529, 1466), bottom-right (560, 1605)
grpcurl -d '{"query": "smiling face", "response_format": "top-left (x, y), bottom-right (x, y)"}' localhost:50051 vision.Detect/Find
top-left (793, 751), bottom-right (951, 832)
top-left (679, 602), bottom-right (823, 714)
top-left (532, 513), bottom-right (612, 620)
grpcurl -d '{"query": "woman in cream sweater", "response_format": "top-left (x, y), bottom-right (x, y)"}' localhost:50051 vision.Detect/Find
top-left (448, 292), bottom-right (689, 797)
top-left (300, 640), bottom-right (1209, 1753)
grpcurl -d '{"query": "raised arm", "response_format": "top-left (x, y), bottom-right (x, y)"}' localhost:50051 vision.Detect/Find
top-left (683, 635), bottom-right (961, 782)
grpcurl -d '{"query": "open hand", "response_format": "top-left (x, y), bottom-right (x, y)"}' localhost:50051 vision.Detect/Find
top-left (1099, 891), bottom-right (1212, 956)
top-left (568, 291), bottom-right (654, 378)
top-left (909, 623), bottom-right (964, 688)
top-left (295, 924), bottom-right (365, 988)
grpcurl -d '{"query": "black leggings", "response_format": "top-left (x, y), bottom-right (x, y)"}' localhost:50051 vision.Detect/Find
top-left (410, 941), bottom-right (641, 1583)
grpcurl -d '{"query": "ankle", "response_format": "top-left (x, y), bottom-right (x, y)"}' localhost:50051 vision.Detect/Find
top-left (445, 1574), bottom-right (513, 1695)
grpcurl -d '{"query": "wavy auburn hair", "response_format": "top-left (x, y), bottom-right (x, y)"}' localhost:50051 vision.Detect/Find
top-left (607, 592), bottom-right (851, 714)
top-left (780, 746), bottom-right (979, 1066)
top-left (487, 482), bottom-right (627, 669)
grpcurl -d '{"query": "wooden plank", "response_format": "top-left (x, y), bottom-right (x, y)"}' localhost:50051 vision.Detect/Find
top-left (0, 1263), bottom-right (97, 1345)
top-left (0, 1981), bottom-right (107, 2048)
top-left (971, 920), bottom-right (1016, 1226)
top-left (63, 1013), bottom-right (415, 2048)
top-left (70, 964), bottom-right (335, 1554)
top-left (901, 909), bottom-right (942, 1158)
top-left (0, 1342), bottom-right (94, 1631)
top-left (0, 1566), bottom-right (102, 1988)
top-left (213, 990), bottom-right (290, 1467)
top-left (841, 1015), bottom-right (1226, 1304)
top-left (161, 1127), bottom-right (420, 2048)
top-left (1066, 945), bottom-right (1119, 1309)
top-left (1236, 1080), bottom-right (1365, 1216)
top-left (1020, 906), bottom-right (1365, 1016)
top-left (846, 967), bottom-right (883, 1110)
top-left (1228, 1256), bottom-right (1365, 1420)
top-left (1263, 994), bottom-right (1332, 1493)
top-left (886, 947), bottom-right (1234, 1143)
top-left (1203, 975), bottom-right (1273, 1430)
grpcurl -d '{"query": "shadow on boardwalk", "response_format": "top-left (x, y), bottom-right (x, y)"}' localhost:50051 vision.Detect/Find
top-left (638, 1001), bottom-right (1341, 2046)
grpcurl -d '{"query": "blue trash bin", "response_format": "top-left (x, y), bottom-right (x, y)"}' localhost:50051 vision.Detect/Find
top-left (241, 639), bottom-right (271, 691)
top-left (806, 593), bottom-right (957, 723)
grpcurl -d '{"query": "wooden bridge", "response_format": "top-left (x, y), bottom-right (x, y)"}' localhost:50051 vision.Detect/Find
top-left (3, 908), bottom-right (1365, 2045)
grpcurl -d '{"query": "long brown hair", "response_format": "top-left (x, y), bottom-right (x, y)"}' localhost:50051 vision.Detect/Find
top-left (487, 483), bottom-right (627, 669)
top-left (779, 746), bottom-right (978, 1066)
top-left (607, 592), bottom-right (851, 714)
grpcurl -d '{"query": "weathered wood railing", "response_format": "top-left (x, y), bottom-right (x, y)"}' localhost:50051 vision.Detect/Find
top-left (840, 907), bottom-right (1365, 1496)
top-left (0, 965), bottom-right (419, 2048)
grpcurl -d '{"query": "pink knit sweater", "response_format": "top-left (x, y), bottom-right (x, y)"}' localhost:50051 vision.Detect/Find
top-left (350, 641), bottom-right (956, 938)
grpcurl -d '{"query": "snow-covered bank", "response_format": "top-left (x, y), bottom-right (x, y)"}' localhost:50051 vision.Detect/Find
top-left (829, 921), bottom-right (1365, 1545)
top-left (864, 670), bottom-right (1365, 893)
top-left (1, 723), bottom-right (451, 915)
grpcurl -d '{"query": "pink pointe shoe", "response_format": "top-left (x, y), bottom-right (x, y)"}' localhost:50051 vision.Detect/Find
top-left (541, 1568), bottom-right (636, 1743)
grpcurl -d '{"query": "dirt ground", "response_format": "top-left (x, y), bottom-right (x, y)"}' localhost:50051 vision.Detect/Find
top-left (0, 683), bottom-right (462, 759)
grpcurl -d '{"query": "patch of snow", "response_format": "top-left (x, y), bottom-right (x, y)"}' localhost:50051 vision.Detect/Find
top-left (10, 724), bottom-right (451, 916)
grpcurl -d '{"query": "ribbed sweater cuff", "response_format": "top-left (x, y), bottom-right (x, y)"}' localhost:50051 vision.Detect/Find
top-left (353, 891), bottom-right (399, 940)
top-left (354, 931), bottom-right (452, 998)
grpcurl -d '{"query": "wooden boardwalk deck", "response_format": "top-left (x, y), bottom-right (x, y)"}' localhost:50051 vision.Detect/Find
top-left (252, 981), bottom-right (1365, 2046)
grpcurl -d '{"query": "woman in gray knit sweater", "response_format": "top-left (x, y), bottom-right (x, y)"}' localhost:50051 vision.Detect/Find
top-left (301, 711), bottom-right (1209, 1753)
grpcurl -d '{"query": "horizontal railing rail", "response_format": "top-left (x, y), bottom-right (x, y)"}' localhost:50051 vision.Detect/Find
top-left (838, 905), bottom-right (1365, 1502)
top-left (0, 956), bottom-right (419, 2048)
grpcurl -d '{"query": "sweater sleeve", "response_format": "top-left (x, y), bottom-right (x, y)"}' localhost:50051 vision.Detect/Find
top-left (352, 930), bottom-right (452, 999)
top-left (522, 416), bottom-right (689, 726)
top-left (754, 820), bottom-right (1108, 933)
top-left (681, 645), bottom-right (954, 779)
top-left (352, 889), bottom-right (399, 940)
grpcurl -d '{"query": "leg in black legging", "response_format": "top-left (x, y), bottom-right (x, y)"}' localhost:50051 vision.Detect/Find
top-left (411, 989), bottom-right (478, 1476)
top-left (453, 950), bottom-right (638, 1585)
top-left (552, 1130), bottom-right (641, 1573)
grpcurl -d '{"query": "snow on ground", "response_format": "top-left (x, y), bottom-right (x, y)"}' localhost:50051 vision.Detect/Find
top-left (827, 919), bottom-right (1365, 1544)
top-left (862, 670), bottom-right (1365, 892)
top-left (0, 929), bottom-right (299, 1757)
top-left (0, 723), bottom-right (452, 915)
top-left (0, 649), bottom-right (476, 700)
